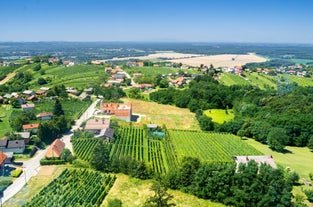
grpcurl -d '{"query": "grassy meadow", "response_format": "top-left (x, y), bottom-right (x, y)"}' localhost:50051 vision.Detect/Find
top-left (102, 174), bottom-right (225, 207)
top-left (204, 109), bottom-right (234, 123)
top-left (124, 66), bottom-right (199, 77)
top-left (121, 98), bottom-right (200, 130)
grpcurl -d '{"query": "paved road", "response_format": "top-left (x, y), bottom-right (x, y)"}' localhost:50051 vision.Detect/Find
top-left (123, 71), bottom-right (135, 86)
top-left (61, 99), bottom-right (100, 152)
top-left (2, 148), bottom-right (47, 203)
top-left (2, 99), bottom-right (100, 204)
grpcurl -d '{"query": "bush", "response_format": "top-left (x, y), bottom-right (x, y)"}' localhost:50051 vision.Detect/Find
top-left (304, 189), bottom-right (313, 202)
top-left (40, 159), bottom-right (66, 165)
top-left (11, 169), bottom-right (23, 177)
top-left (309, 172), bottom-right (313, 180)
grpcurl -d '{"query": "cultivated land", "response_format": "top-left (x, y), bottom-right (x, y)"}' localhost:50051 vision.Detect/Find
top-left (109, 52), bottom-right (267, 68)
top-left (0, 105), bottom-right (12, 137)
top-left (102, 174), bottom-right (226, 207)
top-left (121, 98), bottom-right (200, 130)
top-left (204, 109), bottom-right (235, 124)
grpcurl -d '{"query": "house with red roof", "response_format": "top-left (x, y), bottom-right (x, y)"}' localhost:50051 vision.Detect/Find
top-left (22, 123), bottom-right (39, 133)
top-left (45, 139), bottom-right (65, 159)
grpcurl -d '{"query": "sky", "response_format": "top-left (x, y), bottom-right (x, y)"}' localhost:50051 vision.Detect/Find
top-left (1, 0), bottom-right (313, 43)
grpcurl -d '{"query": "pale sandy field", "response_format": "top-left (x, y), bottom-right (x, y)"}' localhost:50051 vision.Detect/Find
top-left (109, 52), bottom-right (267, 67)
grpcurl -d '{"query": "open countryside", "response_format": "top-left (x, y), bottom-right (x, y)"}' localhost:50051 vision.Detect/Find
top-left (1, 0), bottom-right (313, 206)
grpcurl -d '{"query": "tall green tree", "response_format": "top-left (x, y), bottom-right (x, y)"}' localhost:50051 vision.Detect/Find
top-left (90, 141), bottom-right (110, 172)
top-left (53, 99), bottom-right (64, 117)
top-left (267, 127), bottom-right (289, 151)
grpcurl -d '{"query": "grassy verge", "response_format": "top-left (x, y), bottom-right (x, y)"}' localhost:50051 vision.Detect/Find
top-left (102, 174), bottom-right (225, 207)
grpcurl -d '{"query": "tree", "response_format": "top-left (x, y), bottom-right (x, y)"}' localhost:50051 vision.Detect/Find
top-left (37, 77), bottom-right (47, 85)
top-left (53, 99), bottom-right (64, 117)
top-left (144, 181), bottom-right (176, 207)
top-left (61, 148), bottom-right (75, 163)
top-left (33, 64), bottom-right (41, 71)
top-left (286, 171), bottom-right (299, 185)
top-left (198, 115), bottom-right (214, 131)
top-left (308, 136), bottom-right (313, 150)
top-left (90, 141), bottom-right (110, 172)
top-left (267, 127), bottom-right (289, 151)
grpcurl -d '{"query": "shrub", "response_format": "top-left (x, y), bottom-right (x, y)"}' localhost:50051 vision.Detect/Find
top-left (304, 189), bottom-right (313, 202)
top-left (40, 159), bottom-right (66, 165)
top-left (11, 169), bottom-right (23, 178)
top-left (309, 172), bottom-right (313, 180)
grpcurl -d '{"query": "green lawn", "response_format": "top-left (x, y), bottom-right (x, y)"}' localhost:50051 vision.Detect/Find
top-left (245, 138), bottom-right (313, 179)
top-left (204, 109), bottom-right (234, 123)
top-left (244, 72), bottom-right (277, 89)
top-left (218, 73), bottom-right (250, 86)
top-left (0, 105), bottom-right (12, 137)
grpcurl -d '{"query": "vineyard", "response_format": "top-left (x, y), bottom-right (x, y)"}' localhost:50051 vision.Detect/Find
top-left (111, 126), bottom-right (168, 174)
top-left (72, 138), bottom-right (103, 162)
top-left (168, 130), bottom-right (262, 163)
top-left (26, 169), bottom-right (116, 207)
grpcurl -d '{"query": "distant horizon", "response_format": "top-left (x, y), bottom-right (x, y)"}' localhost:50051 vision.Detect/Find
top-left (1, 0), bottom-right (313, 44)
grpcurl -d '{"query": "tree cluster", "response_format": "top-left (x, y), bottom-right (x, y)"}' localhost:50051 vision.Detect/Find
top-left (162, 157), bottom-right (293, 207)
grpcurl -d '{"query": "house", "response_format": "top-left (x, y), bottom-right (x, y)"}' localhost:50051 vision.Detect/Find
top-left (21, 103), bottom-right (35, 111)
top-left (83, 88), bottom-right (93, 94)
top-left (40, 87), bottom-right (50, 91)
top-left (147, 124), bottom-right (158, 129)
top-left (14, 95), bottom-right (26, 105)
top-left (137, 62), bottom-right (144, 67)
top-left (101, 103), bottom-right (132, 122)
top-left (113, 73), bottom-right (125, 80)
top-left (95, 128), bottom-right (115, 141)
top-left (22, 123), bottom-right (39, 133)
top-left (66, 88), bottom-right (79, 95)
top-left (3, 94), bottom-right (12, 99)
top-left (133, 73), bottom-right (142, 78)
top-left (36, 112), bottom-right (53, 120)
top-left (91, 60), bottom-right (105, 65)
top-left (79, 92), bottom-right (90, 101)
top-left (23, 90), bottom-right (35, 96)
top-left (16, 132), bottom-right (31, 144)
top-left (5, 140), bottom-right (25, 153)
top-left (105, 67), bottom-right (113, 73)
top-left (63, 60), bottom-right (75, 67)
top-left (169, 77), bottom-right (185, 87)
top-left (134, 84), bottom-right (154, 90)
top-left (45, 139), bottom-right (65, 159)
top-left (0, 137), bottom-right (8, 149)
top-left (233, 155), bottom-right (277, 171)
top-left (48, 58), bottom-right (59, 64)
top-left (28, 95), bottom-right (38, 102)
top-left (36, 90), bottom-right (46, 95)
top-left (84, 118), bottom-right (111, 134)
top-left (0, 152), bottom-right (7, 168)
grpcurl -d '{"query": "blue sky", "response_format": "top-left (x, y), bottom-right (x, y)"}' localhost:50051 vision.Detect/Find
top-left (1, 0), bottom-right (313, 43)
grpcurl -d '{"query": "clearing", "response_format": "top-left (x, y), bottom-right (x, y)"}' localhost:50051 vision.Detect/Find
top-left (121, 98), bottom-right (200, 130)
top-left (204, 109), bottom-right (234, 124)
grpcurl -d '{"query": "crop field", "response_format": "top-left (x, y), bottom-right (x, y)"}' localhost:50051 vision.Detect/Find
top-left (122, 98), bottom-right (200, 130)
top-left (0, 105), bottom-right (12, 137)
top-left (284, 75), bottom-right (313, 87)
top-left (168, 130), bottom-right (262, 163)
top-left (26, 169), bottom-right (116, 207)
top-left (204, 109), bottom-right (234, 124)
top-left (244, 72), bottom-right (277, 89)
top-left (111, 127), bottom-right (168, 174)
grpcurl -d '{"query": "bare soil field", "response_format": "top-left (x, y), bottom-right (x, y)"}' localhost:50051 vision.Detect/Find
top-left (169, 53), bottom-right (267, 67)
top-left (108, 52), bottom-right (267, 68)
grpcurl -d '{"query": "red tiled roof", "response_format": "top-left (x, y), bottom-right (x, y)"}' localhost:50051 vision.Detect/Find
top-left (22, 124), bottom-right (39, 130)
top-left (45, 139), bottom-right (65, 158)
top-left (0, 152), bottom-right (7, 164)
top-left (36, 112), bottom-right (52, 118)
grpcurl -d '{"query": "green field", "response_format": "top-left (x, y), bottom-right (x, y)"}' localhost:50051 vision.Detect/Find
top-left (169, 130), bottom-right (262, 163)
top-left (218, 73), bottom-right (250, 86)
top-left (244, 72), bottom-right (277, 89)
top-left (283, 74), bottom-right (313, 87)
top-left (0, 105), bottom-right (12, 137)
top-left (23, 64), bottom-right (106, 90)
top-left (204, 109), bottom-right (234, 123)
top-left (124, 66), bottom-right (199, 77)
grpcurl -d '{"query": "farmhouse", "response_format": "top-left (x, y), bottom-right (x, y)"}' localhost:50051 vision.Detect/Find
top-left (101, 103), bottom-right (132, 122)
top-left (36, 112), bottom-right (53, 120)
top-left (233, 155), bottom-right (277, 171)
top-left (45, 139), bottom-right (65, 159)
top-left (21, 103), bottom-right (35, 111)
top-left (79, 92), bottom-right (90, 100)
top-left (95, 127), bottom-right (115, 141)
top-left (28, 95), bottom-right (38, 102)
top-left (84, 118), bottom-right (111, 134)
top-left (83, 88), bottom-right (94, 94)
top-left (22, 123), bottom-right (39, 133)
